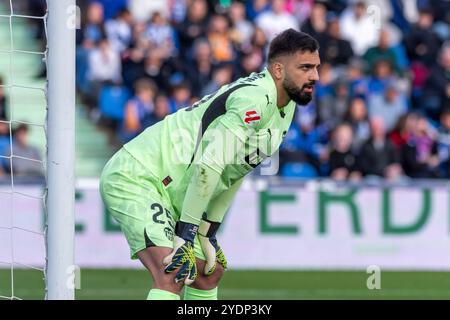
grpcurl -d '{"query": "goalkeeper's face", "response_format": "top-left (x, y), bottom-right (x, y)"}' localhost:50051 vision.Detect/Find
top-left (282, 50), bottom-right (320, 106)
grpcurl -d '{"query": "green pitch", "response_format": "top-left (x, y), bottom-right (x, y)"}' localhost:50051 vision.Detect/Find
top-left (1, 269), bottom-right (450, 300)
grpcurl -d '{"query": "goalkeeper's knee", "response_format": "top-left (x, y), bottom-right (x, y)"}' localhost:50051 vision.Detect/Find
top-left (192, 261), bottom-right (224, 290)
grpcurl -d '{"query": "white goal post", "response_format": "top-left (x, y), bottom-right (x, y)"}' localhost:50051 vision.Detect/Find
top-left (45, 0), bottom-right (75, 300)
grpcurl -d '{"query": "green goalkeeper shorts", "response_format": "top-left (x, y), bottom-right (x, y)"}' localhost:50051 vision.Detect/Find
top-left (100, 147), bottom-right (205, 261)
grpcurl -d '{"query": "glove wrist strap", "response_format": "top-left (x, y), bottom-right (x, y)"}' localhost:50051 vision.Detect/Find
top-left (175, 221), bottom-right (198, 243)
top-left (199, 218), bottom-right (221, 238)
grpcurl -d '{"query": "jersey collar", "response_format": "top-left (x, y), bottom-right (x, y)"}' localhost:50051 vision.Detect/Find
top-left (260, 67), bottom-right (295, 112)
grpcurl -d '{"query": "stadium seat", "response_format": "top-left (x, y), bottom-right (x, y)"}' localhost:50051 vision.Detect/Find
top-left (99, 85), bottom-right (131, 121)
top-left (281, 162), bottom-right (318, 179)
top-left (391, 44), bottom-right (410, 71)
top-left (76, 47), bottom-right (89, 93)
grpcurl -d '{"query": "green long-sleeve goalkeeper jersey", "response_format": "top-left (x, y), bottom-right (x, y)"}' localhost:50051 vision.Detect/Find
top-left (123, 68), bottom-right (296, 224)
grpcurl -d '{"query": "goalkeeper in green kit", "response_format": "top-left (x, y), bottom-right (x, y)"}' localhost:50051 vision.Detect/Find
top-left (100, 29), bottom-right (320, 300)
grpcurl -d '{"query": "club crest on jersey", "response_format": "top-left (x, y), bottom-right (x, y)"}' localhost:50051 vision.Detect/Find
top-left (164, 227), bottom-right (174, 241)
top-left (244, 110), bottom-right (261, 125)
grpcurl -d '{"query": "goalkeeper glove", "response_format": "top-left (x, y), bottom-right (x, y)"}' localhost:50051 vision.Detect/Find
top-left (198, 217), bottom-right (228, 275)
top-left (163, 221), bottom-right (198, 285)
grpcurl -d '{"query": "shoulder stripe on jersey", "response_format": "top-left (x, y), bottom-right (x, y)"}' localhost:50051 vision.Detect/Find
top-left (188, 83), bottom-right (256, 168)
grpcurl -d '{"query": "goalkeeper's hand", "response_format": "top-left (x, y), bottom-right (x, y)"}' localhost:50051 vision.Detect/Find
top-left (162, 221), bottom-right (198, 285)
top-left (198, 218), bottom-right (228, 276)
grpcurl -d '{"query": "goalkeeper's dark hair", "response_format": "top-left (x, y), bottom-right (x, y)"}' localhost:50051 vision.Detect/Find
top-left (268, 29), bottom-right (319, 63)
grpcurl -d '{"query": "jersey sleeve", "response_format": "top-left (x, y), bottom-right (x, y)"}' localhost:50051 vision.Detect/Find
top-left (205, 176), bottom-right (244, 223)
top-left (178, 119), bottom-right (249, 225)
top-left (219, 86), bottom-right (268, 142)
top-left (178, 86), bottom-right (268, 225)
top-left (179, 163), bottom-right (222, 224)
top-left (192, 85), bottom-right (269, 174)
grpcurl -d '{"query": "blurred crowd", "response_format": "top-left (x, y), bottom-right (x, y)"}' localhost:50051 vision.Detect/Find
top-left (0, 77), bottom-right (43, 177)
top-left (0, 0), bottom-right (47, 178)
top-left (75, 0), bottom-right (450, 181)
top-left (3, 0), bottom-right (449, 181)
top-left (1, 79), bottom-right (43, 178)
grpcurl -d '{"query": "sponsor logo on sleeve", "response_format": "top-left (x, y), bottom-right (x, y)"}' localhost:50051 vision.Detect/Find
top-left (244, 110), bottom-right (261, 124)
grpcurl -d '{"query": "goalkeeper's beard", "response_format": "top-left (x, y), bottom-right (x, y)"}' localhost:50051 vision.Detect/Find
top-left (282, 76), bottom-right (314, 106)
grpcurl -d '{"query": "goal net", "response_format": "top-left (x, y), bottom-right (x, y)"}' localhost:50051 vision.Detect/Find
top-left (0, 0), bottom-right (75, 300)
